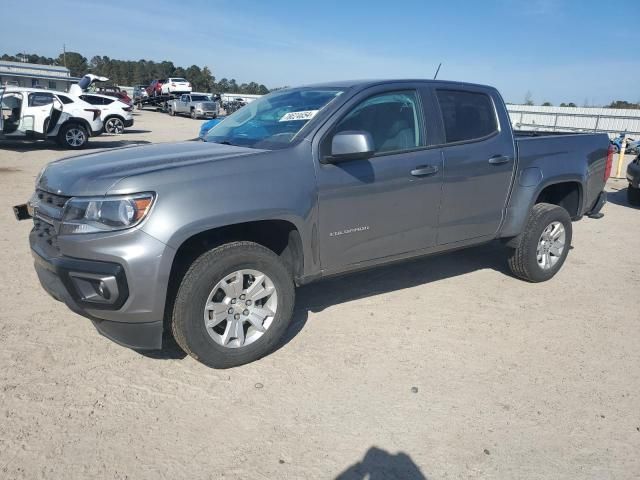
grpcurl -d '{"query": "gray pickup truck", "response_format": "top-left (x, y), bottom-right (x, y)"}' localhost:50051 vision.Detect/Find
top-left (168, 94), bottom-right (219, 119)
top-left (15, 79), bottom-right (611, 369)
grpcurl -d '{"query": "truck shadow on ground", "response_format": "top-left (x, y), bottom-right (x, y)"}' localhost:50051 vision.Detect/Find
top-left (279, 241), bottom-right (510, 349)
top-left (334, 446), bottom-right (428, 480)
top-left (144, 241), bottom-right (510, 361)
top-left (0, 139), bottom-right (150, 153)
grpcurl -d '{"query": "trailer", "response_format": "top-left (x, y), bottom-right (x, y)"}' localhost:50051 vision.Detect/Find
top-left (135, 93), bottom-right (181, 112)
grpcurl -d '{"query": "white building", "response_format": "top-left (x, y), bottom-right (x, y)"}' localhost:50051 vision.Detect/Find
top-left (0, 60), bottom-right (80, 91)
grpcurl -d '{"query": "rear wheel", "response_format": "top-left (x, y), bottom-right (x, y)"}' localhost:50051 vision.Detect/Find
top-left (104, 116), bottom-right (125, 134)
top-left (171, 241), bottom-right (295, 369)
top-left (507, 203), bottom-right (572, 282)
top-left (57, 123), bottom-right (88, 149)
top-left (628, 184), bottom-right (640, 206)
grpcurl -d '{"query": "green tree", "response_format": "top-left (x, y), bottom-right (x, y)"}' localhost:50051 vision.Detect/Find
top-left (56, 51), bottom-right (88, 77)
top-left (542, 102), bottom-right (552, 106)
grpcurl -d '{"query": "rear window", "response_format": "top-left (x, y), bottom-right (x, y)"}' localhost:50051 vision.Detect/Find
top-left (171, 78), bottom-right (187, 82)
top-left (190, 95), bottom-right (209, 101)
top-left (436, 90), bottom-right (498, 143)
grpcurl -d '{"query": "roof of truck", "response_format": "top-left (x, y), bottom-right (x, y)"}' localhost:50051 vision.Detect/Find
top-left (299, 79), bottom-right (494, 90)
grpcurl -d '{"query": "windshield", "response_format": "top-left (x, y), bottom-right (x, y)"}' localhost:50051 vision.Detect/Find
top-left (191, 95), bottom-right (210, 101)
top-left (205, 87), bottom-right (344, 149)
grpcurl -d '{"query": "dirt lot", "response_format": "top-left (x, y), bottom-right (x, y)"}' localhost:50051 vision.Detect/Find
top-left (1, 110), bottom-right (639, 479)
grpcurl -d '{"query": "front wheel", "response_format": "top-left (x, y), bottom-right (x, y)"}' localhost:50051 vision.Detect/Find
top-left (171, 241), bottom-right (295, 368)
top-left (57, 123), bottom-right (88, 149)
top-left (507, 203), bottom-right (573, 282)
top-left (628, 184), bottom-right (640, 206)
top-left (190, 109), bottom-right (197, 119)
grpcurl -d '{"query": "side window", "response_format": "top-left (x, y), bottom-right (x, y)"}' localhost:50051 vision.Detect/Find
top-left (28, 92), bottom-right (54, 107)
top-left (332, 90), bottom-right (424, 154)
top-left (436, 90), bottom-right (498, 143)
top-left (81, 95), bottom-right (102, 105)
top-left (57, 95), bottom-right (74, 105)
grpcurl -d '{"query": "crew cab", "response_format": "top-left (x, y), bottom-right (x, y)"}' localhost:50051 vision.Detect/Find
top-left (15, 79), bottom-right (610, 368)
top-left (168, 94), bottom-right (219, 119)
top-left (1, 87), bottom-right (103, 149)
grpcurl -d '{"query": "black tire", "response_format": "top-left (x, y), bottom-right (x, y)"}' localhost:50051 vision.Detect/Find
top-left (190, 108), bottom-right (197, 119)
top-left (628, 185), bottom-right (640, 206)
top-left (612, 144), bottom-right (620, 153)
top-left (172, 241), bottom-right (295, 369)
top-left (169, 106), bottom-right (175, 116)
top-left (103, 116), bottom-right (125, 134)
top-left (56, 123), bottom-right (88, 149)
top-left (507, 203), bottom-right (573, 282)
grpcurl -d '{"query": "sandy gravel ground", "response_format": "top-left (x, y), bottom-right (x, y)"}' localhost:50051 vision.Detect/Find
top-left (0, 110), bottom-right (639, 479)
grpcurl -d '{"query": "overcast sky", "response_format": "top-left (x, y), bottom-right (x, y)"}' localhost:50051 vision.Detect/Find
top-left (3, 0), bottom-right (638, 105)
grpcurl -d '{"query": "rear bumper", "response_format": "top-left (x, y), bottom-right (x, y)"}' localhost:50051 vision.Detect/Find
top-left (627, 160), bottom-right (640, 188)
top-left (124, 118), bottom-right (134, 128)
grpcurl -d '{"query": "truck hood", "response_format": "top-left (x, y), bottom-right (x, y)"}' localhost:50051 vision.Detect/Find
top-left (38, 141), bottom-right (266, 196)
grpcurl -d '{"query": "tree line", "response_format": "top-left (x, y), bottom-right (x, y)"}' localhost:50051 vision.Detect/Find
top-left (1, 51), bottom-right (270, 95)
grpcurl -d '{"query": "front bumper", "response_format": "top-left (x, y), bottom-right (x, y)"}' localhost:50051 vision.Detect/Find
top-left (627, 159), bottom-right (640, 188)
top-left (29, 226), bottom-right (174, 350)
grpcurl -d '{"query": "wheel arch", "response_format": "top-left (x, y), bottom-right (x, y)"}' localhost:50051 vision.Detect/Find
top-left (163, 219), bottom-right (304, 332)
top-left (500, 175), bottom-right (585, 241)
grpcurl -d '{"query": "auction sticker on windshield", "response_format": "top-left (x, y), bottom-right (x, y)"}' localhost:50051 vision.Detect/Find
top-left (280, 110), bottom-right (319, 122)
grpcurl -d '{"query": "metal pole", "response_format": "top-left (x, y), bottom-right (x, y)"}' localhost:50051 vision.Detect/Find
top-left (553, 114), bottom-right (558, 131)
top-left (594, 115), bottom-right (600, 132)
top-left (615, 138), bottom-right (626, 178)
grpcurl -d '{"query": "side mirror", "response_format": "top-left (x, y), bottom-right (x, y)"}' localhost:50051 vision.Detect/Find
top-left (323, 131), bottom-right (375, 164)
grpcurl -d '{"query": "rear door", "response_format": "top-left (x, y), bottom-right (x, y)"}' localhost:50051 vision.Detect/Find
top-left (432, 87), bottom-right (516, 244)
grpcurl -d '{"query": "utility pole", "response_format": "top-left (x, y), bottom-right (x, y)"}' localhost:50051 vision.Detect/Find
top-left (63, 44), bottom-right (66, 68)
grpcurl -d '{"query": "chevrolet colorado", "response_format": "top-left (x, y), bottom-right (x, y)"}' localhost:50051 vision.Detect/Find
top-left (15, 79), bottom-right (611, 368)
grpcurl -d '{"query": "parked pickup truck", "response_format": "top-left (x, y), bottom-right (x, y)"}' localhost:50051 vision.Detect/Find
top-left (168, 94), bottom-right (219, 119)
top-left (14, 79), bottom-right (611, 369)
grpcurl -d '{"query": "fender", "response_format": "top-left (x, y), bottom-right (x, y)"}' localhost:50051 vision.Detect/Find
top-left (499, 173), bottom-right (585, 239)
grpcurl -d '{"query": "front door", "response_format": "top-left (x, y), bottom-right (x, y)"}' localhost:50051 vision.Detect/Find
top-left (315, 86), bottom-right (443, 271)
top-left (433, 88), bottom-right (516, 244)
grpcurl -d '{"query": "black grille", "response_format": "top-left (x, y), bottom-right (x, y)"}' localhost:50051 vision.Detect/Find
top-left (33, 217), bottom-right (59, 251)
top-left (33, 189), bottom-right (70, 253)
top-left (36, 189), bottom-right (69, 209)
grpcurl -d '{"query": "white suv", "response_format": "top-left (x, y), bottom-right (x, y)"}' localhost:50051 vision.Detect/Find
top-left (79, 93), bottom-right (134, 134)
top-left (0, 88), bottom-right (103, 149)
top-left (161, 77), bottom-right (192, 95)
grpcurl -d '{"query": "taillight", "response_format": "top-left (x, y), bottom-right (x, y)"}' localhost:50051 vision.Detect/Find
top-left (84, 109), bottom-right (101, 121)
top-left (187, 83), bottom-right (191, 87)
top-left (604, 144), bottom-right (614, 181)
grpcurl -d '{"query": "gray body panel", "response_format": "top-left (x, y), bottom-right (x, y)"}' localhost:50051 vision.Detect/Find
top-left (29, 79), bottom-right (609, 342)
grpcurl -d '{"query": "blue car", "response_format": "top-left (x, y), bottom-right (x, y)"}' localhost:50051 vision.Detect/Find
top-left (198, 117), bottom-right (224, 140)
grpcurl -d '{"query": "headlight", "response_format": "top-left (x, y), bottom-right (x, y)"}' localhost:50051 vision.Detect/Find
top-left (60, 193), bottom-right (155, 235)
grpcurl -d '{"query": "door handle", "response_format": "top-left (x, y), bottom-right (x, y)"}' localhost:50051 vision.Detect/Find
top-left (488, 155), bottom-right (511, 165)
top-left (410, 165), bottom-right (439, 177)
